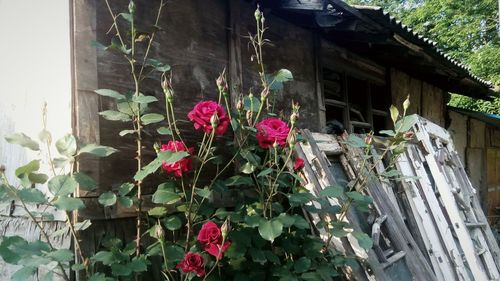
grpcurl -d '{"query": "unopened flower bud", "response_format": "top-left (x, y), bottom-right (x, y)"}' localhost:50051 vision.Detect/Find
top-left (260, 87), bottom-right (269, 102)
top-left (153, 142), bottom-right (161, 154)
top-left (254, 6), bottom-right (262, 21)
top-left (288, 133), bottom-right (297, 148)
top-left (246, 110), bottom-right (253, 125)
top-left (236, 98), bottom-right (244, 111)
top-left (364, 135), bottom-right (373, 145)
top-left (221, 219), bottom-right (231, 239)
top-left (155, 225), bottom-right (165, 240)
top-left (403, 131), bottom-right (414, 140)
top-left (128, 1), bottom-right (136, 14)
top-left (403, 95), bottom-right (410, 111)
top-left (261, 14), bottom-right (265, 24)
top-left (161, 76), bottom-right (173, 102)
top-left (290, 112), bottom-right (299, 125)
top-left (273, 141), bottom-right (279, 149)
top-left (210, 113), bottom-right (219, 129)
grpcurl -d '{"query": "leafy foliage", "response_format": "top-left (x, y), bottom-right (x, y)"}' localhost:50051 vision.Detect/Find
top-left (347, 0), bottom-right (500, 114)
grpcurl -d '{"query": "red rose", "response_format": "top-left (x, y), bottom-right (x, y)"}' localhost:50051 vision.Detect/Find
top-left (188, 101), bottom-right (230, 135)
top-left (197, 221), bottom-right (231, 259)
top-left (160, 140), bottom-right (194, 177)
top-left (256, 118), bottom-right (290, 149)
top-left (176, 252), bottom-right (205, 277)
top-left (294, 157), bottom-right (305, 171)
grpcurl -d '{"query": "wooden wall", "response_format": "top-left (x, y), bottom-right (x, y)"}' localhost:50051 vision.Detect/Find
top-left (72, 0), bottom-right (320, 265)
top-left (390, 68), bottom-right (446, 127)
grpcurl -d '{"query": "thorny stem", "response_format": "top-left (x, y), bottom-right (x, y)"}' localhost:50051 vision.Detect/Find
top-left (202, 235), bottom-right (228, 281)
top-left (0, 173), bottom-right (71, 281)
top-left (137, 0), bottom-right (165, 81)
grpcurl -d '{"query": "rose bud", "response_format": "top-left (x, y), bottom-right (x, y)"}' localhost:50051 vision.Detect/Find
top-left (155, 225), bottom-right (165, 240)
top-left (254, 7), bottom-right (262, 21)
top-left (161, 76), bottom-right (173, 102)
top-left (288, 132), bottom-right (297, 148)
top-left (246, 110), bottom-right (253, 125)
top-left (260, 87), bottom-right (269, 102)
top-left (403, 95), bottom-right (411, 111)
top-left (273, 141), bottom-right (279, 149)
top-left (236, 98), bottom-right (244, 111)
top-left (364, 135), bottom-right (373, 145)
top-left (290, 112), bottom-right (299, 126)
top-left (403, 131), bottom-right (414, 140)
top-left (221, 219), bottom-right (231, 239)
top-left (210, 113), bottom-right (219, 129)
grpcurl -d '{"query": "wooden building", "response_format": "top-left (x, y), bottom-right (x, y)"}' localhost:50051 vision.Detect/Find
top-left (1, 0), bottom-right (499, 279)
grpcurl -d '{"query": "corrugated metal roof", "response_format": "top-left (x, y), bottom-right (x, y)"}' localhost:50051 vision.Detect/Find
top-left (352, 5), bottom-right (495, 92)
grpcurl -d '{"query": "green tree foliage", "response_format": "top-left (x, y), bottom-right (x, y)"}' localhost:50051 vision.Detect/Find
top-left (346, 0), bottom-right (500, 114)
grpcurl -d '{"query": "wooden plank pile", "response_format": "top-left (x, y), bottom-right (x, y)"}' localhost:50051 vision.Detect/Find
top-left (297, 115), bottom-right (500, 281)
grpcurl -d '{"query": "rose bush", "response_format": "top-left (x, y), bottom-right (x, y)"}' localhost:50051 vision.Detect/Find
top-left (188, 100), bottom-right (230, 136)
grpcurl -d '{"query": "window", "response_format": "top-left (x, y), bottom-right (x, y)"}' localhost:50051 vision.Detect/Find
top-left (323, 66), bottom-right (390, 134)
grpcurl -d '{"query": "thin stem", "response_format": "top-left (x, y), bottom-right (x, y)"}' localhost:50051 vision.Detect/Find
top-left (137, 0), bottom-right (165, 81)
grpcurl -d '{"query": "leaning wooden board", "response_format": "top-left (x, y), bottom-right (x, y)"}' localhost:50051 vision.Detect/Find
top-left (297, 130), bottom-right (437, 281)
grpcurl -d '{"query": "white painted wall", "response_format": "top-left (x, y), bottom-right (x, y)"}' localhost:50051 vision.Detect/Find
top-left (0, 0), bottom-right (72, 187)
top-left (0, 1), bottom-right (72, 280)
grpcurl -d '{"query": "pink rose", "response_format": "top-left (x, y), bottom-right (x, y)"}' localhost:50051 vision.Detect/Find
top-left (160, 140), bottom-right (194, 177)
top-left (176, 252), bottom-right (205, 277)
top-left (255, 118), bottom-right (290, 149)
top-left (197, 221), bottom-right (231, 259)
top-left (188, 101), bottom-right (230, 135)
top-left (294, 157), bottom-right (305, 171)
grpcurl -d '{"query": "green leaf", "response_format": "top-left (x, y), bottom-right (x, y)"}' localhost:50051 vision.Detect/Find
top-left (53, 157), bottom-right (70, 168)
top-left (128, 257), bottom-right (148, 272)
top-left (38, 129), bottom-right (52, 143)
top-left (15, 160), bottom-right (40, 177)
top-left (345, 191), bottom-right (372, 204)
top-left (91, 251), bottom-right (115, 265)
top-left (157, 127), bottom-right (172, 135)
top-left (258, 219), bottom-right (283, 242)
top-left (257, 168), bottom-right (273, 177)
top-left (118, 183), bottom-right (134, 196)
top-left (148, 207), bottom-right (167, 217)
top-left (273, 69), bottom-right (293, 83)
top-left (79, 144), bottom-right (118, 157)
top-left (120, 12), bottom-right (133, 22)
top-left (117, 196), bottom-right (133, 208)
top-left (47, 249), bottom-right (74, 262)
top-left (292, 215), bottom-right (310, 229)
top-left (240, 162), bottom-right (256, 174)
top-left (17, 188), bottom-right (47, 204)
top-left (11, 267), bottom-right (36, 281)
top-left (288, 192), bottom-right (314, 207)
top-left (300, 272), bottom-right (322, 281)
top-left (48, 175), bottom-right (78, 196)
top-left (88, 273), bottom-right (114, 281)
top-left (225, 175), bottom-right (253, 186)
top-left (5, 133), bottom-right (40, 151)
top-left (152, 189), bottom-right (181, 205)
top-left (395, 115), bottom-right (418, 132)
top-left (141, 113), bottom-right (164, 125)
top-left (56, 134), bottom-right (77, 156)
top-left (54, 197), bottom-right (85, 211)
top-left (158, 151), bottom-right (190, 164)
top-left (276, 214), bottom-right (295, 227)
top-left (111, 263), bottom-right (132, 276)
top-left (379, 130), bottom-right (395, 136)
top-left (99, 110), bottom-right (132, 121)
top-left (28, 173), bottom-right (49, 184)
top-left (346, 135), bottom-right (367, 148)
top-left (94, 89), bottom-right (126, 100)
top-left (249, 248), bottom-right (267, 264)
top-left (155, 65), bottom-right (171, 72)
top-left (73, 172), bottom-right (97, 191)
top-left (98, 192), bottom-right (117, 207)
top-left (194, 187), bottom-right (211, 199)
top-left (133, 95), bottom-right (158, 104)
top-left (164, 245), bottom-right (184, 262)
top-left (119, 129), bottom-right (136, 136)
top-left (293, 257), bottom-right (311, 273)
top-left (319, 185), bottom-right (344, 198)
top-left (389, 105), bottom-right (399, 124)
top-left (352, 231), bottom-right (373, 250)
top-left (163, 215), bottom-right (182, 231)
